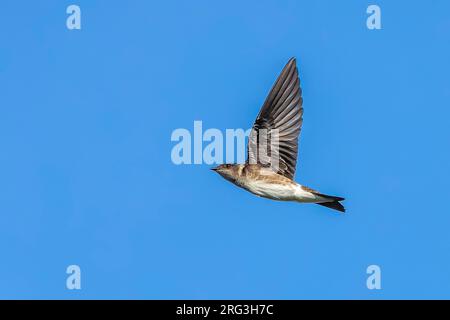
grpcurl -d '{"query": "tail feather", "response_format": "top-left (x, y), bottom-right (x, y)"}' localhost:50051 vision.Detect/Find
top-left (313, 192), bottom-right (346, 213)
top-left (317, 200), bottom-right (345, 213)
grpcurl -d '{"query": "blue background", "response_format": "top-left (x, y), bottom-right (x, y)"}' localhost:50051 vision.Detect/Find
top-left (1, 0), bottom-right (449, 299)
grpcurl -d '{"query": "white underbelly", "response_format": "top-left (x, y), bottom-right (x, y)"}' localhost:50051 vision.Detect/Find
top-left (240, 180), bottom-right (319, 202)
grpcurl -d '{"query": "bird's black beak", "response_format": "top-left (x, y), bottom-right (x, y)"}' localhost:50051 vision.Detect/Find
top-left (211, 167), bottom-right (217, 171)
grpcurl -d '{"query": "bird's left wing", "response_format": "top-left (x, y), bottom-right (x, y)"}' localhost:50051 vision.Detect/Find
top-left (247, 58), bottom-right (303, 180)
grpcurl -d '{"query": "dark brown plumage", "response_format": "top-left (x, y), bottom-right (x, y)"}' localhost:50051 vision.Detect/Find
top-left (247, 58), bottom-right (302, 180)
top-left (212, 58), bottom-right (345, 213)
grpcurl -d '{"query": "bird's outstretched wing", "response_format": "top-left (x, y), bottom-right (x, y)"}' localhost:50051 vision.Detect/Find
top-left (247, 58), bottom-right (303, 180)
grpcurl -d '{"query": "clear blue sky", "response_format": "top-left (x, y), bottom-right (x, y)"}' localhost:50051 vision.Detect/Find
top-left (1, 0), bottom-right (449, 299)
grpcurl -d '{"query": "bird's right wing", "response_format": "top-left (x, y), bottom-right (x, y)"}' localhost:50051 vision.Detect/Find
top-left (247, 58), bottom-right (303, 180)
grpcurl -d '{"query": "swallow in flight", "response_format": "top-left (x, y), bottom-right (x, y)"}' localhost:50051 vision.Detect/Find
top-left (212, 58), bottom-right (345, 212)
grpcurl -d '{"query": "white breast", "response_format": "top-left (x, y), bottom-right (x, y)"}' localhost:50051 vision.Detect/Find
top-left (239, 179), bottom-right (295, 201)
top-left (239, 179), bottom-right (321, 203)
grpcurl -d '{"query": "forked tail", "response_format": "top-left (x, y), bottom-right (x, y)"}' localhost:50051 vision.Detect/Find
top-left (314, 193), bottom-right (346, 213)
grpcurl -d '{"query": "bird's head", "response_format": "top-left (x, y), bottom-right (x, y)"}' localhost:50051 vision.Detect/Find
top-left (211, 164), bottom-right (237, 182)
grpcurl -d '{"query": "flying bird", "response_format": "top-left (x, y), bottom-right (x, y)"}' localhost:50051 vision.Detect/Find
top-left (212, 58), bottom-right (345, 213)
